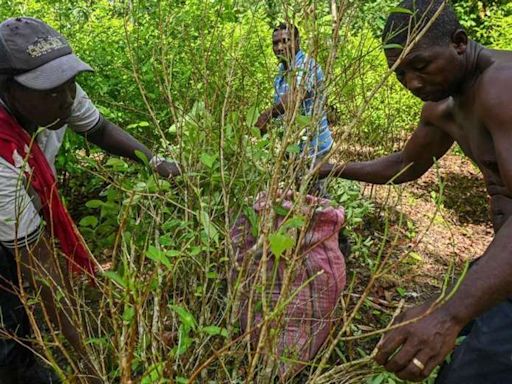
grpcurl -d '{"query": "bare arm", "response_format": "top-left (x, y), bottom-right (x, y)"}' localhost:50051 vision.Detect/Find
top-left (322, 103), bottom-right (454, 184)
top-left (83, 118), bottom-right (181, 178)
top-left (256, 93), bottom-right (293, 133)
top-left (375, 75), bottom-right (512, 382)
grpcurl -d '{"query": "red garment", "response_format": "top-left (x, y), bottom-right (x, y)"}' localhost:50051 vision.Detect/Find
top-left (0, 106), bottom-right (95, 275)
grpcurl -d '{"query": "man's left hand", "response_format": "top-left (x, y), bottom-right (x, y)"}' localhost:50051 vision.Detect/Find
top-left (155, 160), bottom-right (182, 179)
top-left (255, 110), bottom-right (272, 133)
top-left (375, 301), bottom-right (464, 382)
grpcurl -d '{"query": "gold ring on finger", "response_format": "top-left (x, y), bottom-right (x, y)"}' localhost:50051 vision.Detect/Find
top-left (412, 357), bottom-right (425, 371)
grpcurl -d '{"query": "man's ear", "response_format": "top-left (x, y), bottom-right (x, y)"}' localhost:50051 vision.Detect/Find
top-left (451, 29), bottom-right (468, 55)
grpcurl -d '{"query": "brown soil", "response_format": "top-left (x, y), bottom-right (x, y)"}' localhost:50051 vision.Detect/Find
top-left (359, 151), bottom-right (493, 301)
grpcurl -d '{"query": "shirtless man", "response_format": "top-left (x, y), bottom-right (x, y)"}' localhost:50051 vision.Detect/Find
top-left (321, 1), bottom-right (512, 382)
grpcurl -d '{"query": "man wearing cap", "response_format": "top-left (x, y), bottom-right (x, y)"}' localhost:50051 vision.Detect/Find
top-left (0, 17), bottom-right (179, 383)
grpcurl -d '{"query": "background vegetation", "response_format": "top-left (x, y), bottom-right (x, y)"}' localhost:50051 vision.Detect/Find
top-left (1, 0), bottom-right (511, 383)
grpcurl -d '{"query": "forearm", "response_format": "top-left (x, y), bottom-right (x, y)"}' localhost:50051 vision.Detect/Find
top-left (270, 102), bottom-right (285, 118)
top-left (85, 119), bottom-right (153, 163)
top-left (267, 94), bottom-right (292, 119)
top-left (332, 152), bottom-right (418, 184)
top-left (441, 216), bottom-right (512, 326)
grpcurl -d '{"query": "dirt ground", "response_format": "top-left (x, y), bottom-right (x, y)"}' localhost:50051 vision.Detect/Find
top-left (359, 151), bottom-right (494, 301)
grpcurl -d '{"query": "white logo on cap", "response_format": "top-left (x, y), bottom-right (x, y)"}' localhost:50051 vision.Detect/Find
top-left (26, 36), bottom-right (66, 58)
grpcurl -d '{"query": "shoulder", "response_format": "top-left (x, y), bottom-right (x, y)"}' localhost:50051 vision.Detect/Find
top-left (420, 99), bottom-right (453, 128)
top-left (475, 56), bottom-right (512, 115)
top-left (67, 83), bottom-right (101, 133)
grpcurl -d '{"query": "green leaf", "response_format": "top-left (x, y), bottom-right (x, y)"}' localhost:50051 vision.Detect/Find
top-left (408, 251), bottom-right (423, 262)
top-left (383, 43), bottom-right (404, 50)
top-left (286, 144), bottom-right (301, 154)
top-left (165, 250), bottom-right (180, 258)
top-left (190, 246), bottom-right (201, 256)
top-left (176, 378), bottom-right (188, 384)
top-left (272, 203), bottom-right (290, 217)
top-left (85, 200), bottom-right (104, 209)
top-left (200, 210), bottom-right (219, 242)
top-left (206, 271), bottom-right (218, 279)
top-left (122, 305), bottom-right (135, 324)
top-left (134, 150), bottom-right (149, 165)
top-left (250, 126), bottom-right (262, 138)
top-left (103, 271), bottom-right (127, 288)
top-left (369, 374), bottom-right (385, 384)
top-left (127, 121), bottom-right (150, 129)
top-left (170, 305), bottom-right (197, 330)
top-left (296, 115), bottom-right (311, 127)
top-left (159, 235), bottom-right (172, 246)
top-left (245, 106), bottom-right (259, 127)
top-left (244, 207), bottom-right (259, 237)
top-left (269, 232), bottom-right (295, 258)
top-left (200, 153), bottom-right (217, 168)
top-left (79, 216), bottom-right (98, 228)
top-left (85, 337), bottom-right (110, 347)
top-left (106, 158), bottom-right (128, 171)
top-left (145, 246), bottom-right (172, 269)
top-left (389, 6), bottom-right (413, 15)
top-left (201, 325), bottom-right (228, 337)
top-left (141, 362), bottom-right (164, 384)
top-left (282, 216), bottom-right (305, 230)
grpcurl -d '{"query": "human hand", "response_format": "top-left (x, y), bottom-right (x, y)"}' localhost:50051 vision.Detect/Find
top-left (155, 160), bottom-right (182, 179)
top-left (374, 301), bottom-right (464, 382)
top-left (255, 110), bottom-right (272, 133)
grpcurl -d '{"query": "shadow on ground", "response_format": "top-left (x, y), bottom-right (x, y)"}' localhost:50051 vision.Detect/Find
top-left (412, 170), bottom-right (489, 226)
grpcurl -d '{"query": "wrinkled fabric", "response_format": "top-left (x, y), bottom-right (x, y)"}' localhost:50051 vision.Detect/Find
top-left (0, 106), bottom-right (95, 276)
top-left (273, 50), bottom-right (333, 159)
top-left (231, 192), bottom-right (346, 379)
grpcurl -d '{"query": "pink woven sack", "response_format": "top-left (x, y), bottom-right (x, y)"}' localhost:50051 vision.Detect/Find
top-left (231, 192), bottom-right (346, 379)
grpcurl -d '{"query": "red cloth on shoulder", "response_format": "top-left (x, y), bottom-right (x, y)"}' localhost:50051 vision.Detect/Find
top-left (0, 106), bottom-right (95, 276)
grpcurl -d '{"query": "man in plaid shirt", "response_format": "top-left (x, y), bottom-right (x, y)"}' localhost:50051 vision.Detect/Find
top-left (256, 23), bottom-right (333, 162)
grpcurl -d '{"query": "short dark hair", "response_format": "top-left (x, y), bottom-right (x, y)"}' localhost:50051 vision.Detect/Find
top-left (382, 0), bottom-right (462, 48)
top-left (273, 22), bottom-right (300, 41)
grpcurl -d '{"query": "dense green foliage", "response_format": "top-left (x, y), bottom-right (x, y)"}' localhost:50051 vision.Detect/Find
top-left (1, 1), bottom-right (511, 383)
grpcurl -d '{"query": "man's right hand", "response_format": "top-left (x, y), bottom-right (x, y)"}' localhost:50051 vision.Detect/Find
top-left (156, 160), bottom-right (182, 179)
top-left (375, 300), bottom-right (463, 382)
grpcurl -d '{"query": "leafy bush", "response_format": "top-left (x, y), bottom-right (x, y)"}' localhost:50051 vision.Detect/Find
top-left (1, 0), bottom-right (509, 383)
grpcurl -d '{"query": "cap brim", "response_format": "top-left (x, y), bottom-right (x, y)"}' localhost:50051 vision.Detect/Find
top-left (14, 53), bottom-right (93, 90)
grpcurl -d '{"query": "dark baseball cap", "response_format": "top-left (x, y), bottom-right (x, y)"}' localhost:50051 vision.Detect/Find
top-left (0, 17), bottom-right (93, 90)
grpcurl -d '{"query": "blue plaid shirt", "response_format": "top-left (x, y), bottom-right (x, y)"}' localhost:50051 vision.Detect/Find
top-left (273, 50), bottom-right (333, 159)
